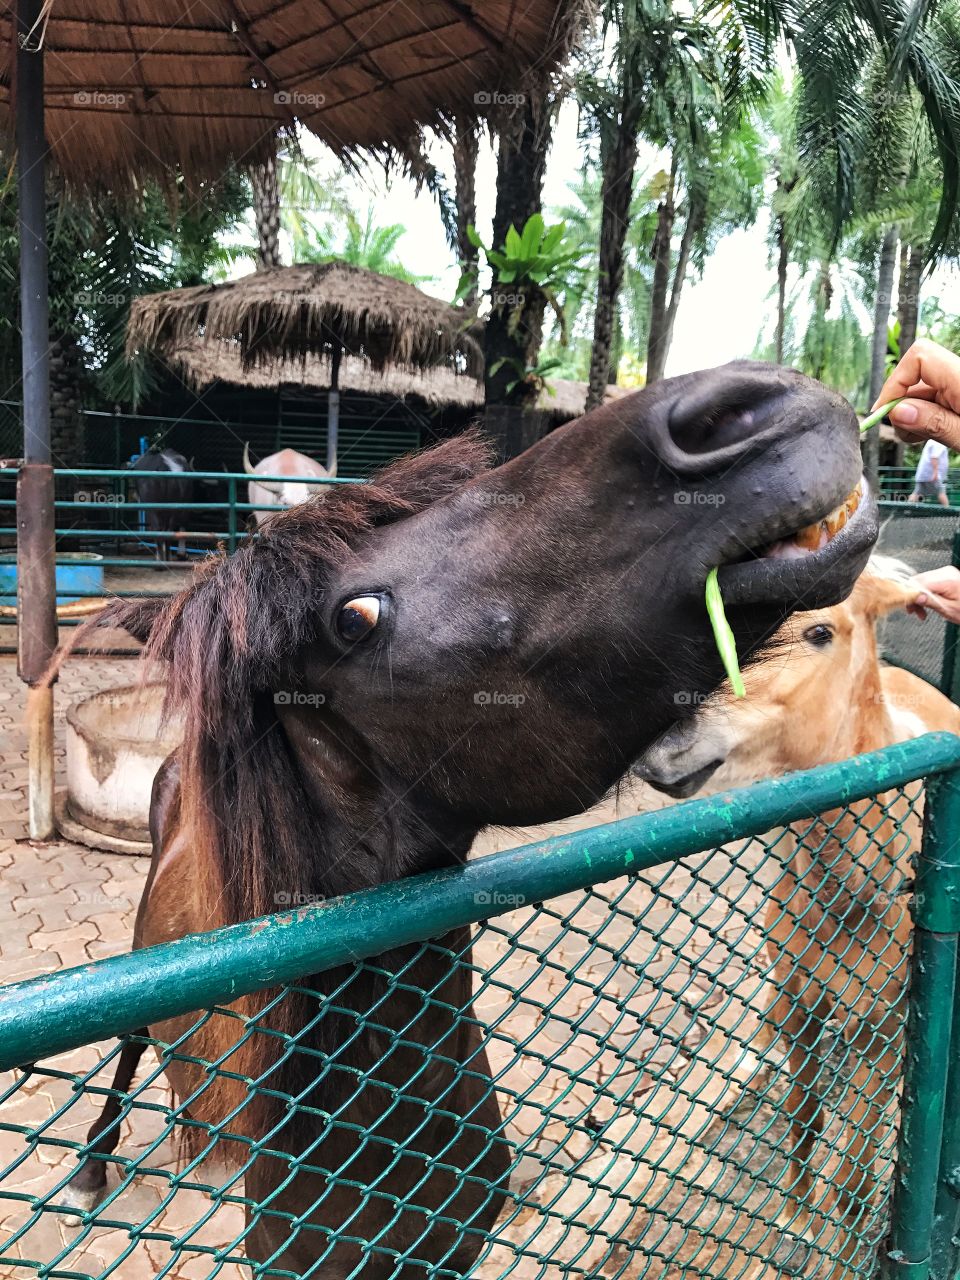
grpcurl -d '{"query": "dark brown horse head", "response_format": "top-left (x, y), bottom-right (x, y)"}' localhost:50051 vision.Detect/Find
top-left (284, 360), bottom-right (874, 827)
top-left (98, 360), bottom-right (876, 912)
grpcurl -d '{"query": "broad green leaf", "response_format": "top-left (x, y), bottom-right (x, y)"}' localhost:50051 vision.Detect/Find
top-left (520, 212), bottom-right (545, 256)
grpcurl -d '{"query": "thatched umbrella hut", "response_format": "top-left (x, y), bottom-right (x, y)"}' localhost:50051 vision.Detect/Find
top-left (127, 264), bottom-right (483, 471)
top-left (1, 0), bottom-right (582, 836)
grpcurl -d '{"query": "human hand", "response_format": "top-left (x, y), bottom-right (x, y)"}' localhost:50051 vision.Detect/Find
top-left (872, 338), bottom-right (960, 447)
top-left (906, 566), bottom-right (960, 624)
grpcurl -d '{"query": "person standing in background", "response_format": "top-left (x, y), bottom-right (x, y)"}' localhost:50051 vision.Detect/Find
top-left (909, 436), bottom-right (951, 505)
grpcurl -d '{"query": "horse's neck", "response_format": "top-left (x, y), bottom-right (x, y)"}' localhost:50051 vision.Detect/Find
top-left (791, 660), bottom-right (912, 900)
top-left (280, 703), bottom-right (478, 898)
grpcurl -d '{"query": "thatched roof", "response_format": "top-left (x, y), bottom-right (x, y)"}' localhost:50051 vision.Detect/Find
top-left (0, 2), bottom-right (583, 185)
top-left (542, 378), bottom-right (633, 421)
top-left (169, 337), bottom-right (485, 409)
top-left (127, 263), bottom-right (484, 376)
top-left (165, 333), bottom-right (632, 422)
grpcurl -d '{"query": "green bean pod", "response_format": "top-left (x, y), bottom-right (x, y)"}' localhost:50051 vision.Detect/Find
top-left (860, 397), bottom-right (904, 434)
top-left (705, 567), bottom-right (746, 699)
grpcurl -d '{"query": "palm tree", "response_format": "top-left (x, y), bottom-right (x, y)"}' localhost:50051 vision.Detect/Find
top-left (547, 165), bottom-right (657, 374)
top-left (579, 0), bottom-right (725, 405)
top-left (0, 162), bottom-right (248, 439)
top-left (755, 76), bottom-right (802, 364)
top-left (293, 206), bottom-right (429, 284)
top-left (452, 119), bottom-right (480, 306)
top-left (485, 92), bottom-right (557, 407)
top-left (646, 109), bottom-right (765, 383)
top-left (760, 252), bottom-right (873, 404)
top-left (251, 136), bottom-right (283, 270)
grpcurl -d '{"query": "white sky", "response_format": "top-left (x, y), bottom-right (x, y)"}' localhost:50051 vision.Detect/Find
top-left (284, 99), bottom-right (960, 380)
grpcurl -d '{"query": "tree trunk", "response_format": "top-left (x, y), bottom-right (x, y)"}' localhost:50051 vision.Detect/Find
top-left (811, 260), bottom-right (833, 382)
top-left (898, 243), bottom-right (924, 353)
top-left (610, 314), bottom-right (623, 386)
top-left (48, 331), bottom-right (91, 464)
top-left (775, 216), bottom-right (788, 363)
top-left (863, 226), bottom-right (899, 490)
top-left (453, 119), bottom-right (479, 307)
top-left (251, 140), bottom-right (282, 271)
top-left (661, 196), bottom-right (702, 369)
top-left (645, 160), bottom-right (677, 386)
top-left (485, 95), bottom-right (552, 408)
top-left (896, 241), bottom-right (909, 343)
top-left (586, 123), bottom-right (639, 412)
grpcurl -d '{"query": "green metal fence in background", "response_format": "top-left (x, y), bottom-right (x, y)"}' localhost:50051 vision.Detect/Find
top-left (2, 734), bottom-right (960, 1279)
top-left (878, 467), bottom-right (960, 506)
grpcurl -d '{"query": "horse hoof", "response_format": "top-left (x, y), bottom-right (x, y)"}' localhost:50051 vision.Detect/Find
top-left (57, 1182), bottom-right (105, 1220)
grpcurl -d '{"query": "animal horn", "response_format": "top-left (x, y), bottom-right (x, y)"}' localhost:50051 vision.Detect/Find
top-left (242, 443), bottom-right (257, 476)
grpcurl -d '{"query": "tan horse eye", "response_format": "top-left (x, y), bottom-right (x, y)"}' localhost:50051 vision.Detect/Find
top-left (337, 596), bottom-right (381, 643)
top-left (802, 623), bottom-right (834, 648)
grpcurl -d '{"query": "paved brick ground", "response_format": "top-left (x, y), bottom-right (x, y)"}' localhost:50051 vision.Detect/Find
top-left (0, 654), bottom-right (888, 1280)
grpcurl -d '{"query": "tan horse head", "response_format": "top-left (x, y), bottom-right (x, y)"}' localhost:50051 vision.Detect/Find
top-left (634, 557), bottom-right (924, 797)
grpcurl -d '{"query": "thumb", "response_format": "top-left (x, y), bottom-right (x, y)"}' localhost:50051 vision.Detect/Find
top-left (890, 398), bottom-right (960, 448)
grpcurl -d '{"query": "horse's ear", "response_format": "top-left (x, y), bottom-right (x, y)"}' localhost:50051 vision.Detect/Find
top-left (856, 557), bottom-right (922, 619)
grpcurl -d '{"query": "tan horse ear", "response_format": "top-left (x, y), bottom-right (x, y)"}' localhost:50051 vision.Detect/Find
top-left (855, 564), bottom-right (922, 619)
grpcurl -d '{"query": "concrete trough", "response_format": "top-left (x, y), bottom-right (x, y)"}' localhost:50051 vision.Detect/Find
top-left (63, 683), bottom-right (182, 852)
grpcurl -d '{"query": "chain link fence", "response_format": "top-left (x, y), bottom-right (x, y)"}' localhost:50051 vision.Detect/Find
top-left (2, 737), bottom-right (960, 1279)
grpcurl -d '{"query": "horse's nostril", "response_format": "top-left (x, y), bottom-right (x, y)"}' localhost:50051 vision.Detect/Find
top-left (670, 391), bottom-right (788, 458)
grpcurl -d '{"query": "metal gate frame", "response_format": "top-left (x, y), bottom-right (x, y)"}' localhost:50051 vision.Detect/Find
top-left (2, 733), bottom-right (960, 1278)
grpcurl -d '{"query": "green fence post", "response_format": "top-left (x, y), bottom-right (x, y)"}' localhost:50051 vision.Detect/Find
top-left (227, 475), bottom-right (237, 553)
top-left (885, 765), bottom-right (960, 1280)
top-left (926, 765), bottom-right (960, 1280)
top-left (930, 955), bottom-right (960, 1280)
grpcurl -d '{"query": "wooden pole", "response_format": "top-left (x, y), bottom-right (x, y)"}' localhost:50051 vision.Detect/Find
top-left (327, 342), bottom-right (341, 475)
top-left (16, 0), bottom-right (57, 839)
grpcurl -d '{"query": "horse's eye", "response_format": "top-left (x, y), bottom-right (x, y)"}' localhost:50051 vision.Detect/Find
top-left (803, 623), bottom-right (834, 648)
top-left (337, 596), bottom-right (381, 643)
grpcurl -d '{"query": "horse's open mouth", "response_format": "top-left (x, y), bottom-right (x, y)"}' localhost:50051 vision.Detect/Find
top-left (717, 477), bottom-right (878, 608)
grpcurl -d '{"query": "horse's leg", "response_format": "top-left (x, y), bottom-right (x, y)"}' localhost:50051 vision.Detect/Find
top-left (61, 758), bottom-right (182, 1215)
top-left (60, 1032), bottom-right (149, 1213)
top-left (829, 1023), bottom-right (902, 1218)
top-left (765, 966), bottom-right (831, 1209)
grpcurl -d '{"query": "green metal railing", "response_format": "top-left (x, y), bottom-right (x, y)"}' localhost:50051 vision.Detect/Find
top-left (2, 734), bottom-right (960, 1278)
top-left (879, 466), bottom-right (960, 505)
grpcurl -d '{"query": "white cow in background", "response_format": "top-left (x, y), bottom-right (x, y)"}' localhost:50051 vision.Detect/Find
top-left (243, 443), bottom-right (336, 526)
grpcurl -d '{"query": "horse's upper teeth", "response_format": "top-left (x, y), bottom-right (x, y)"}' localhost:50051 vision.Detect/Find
top-left (790, 480), bottom-right (863, 552)
top-left (762, 481), bottom-right (864, 560)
